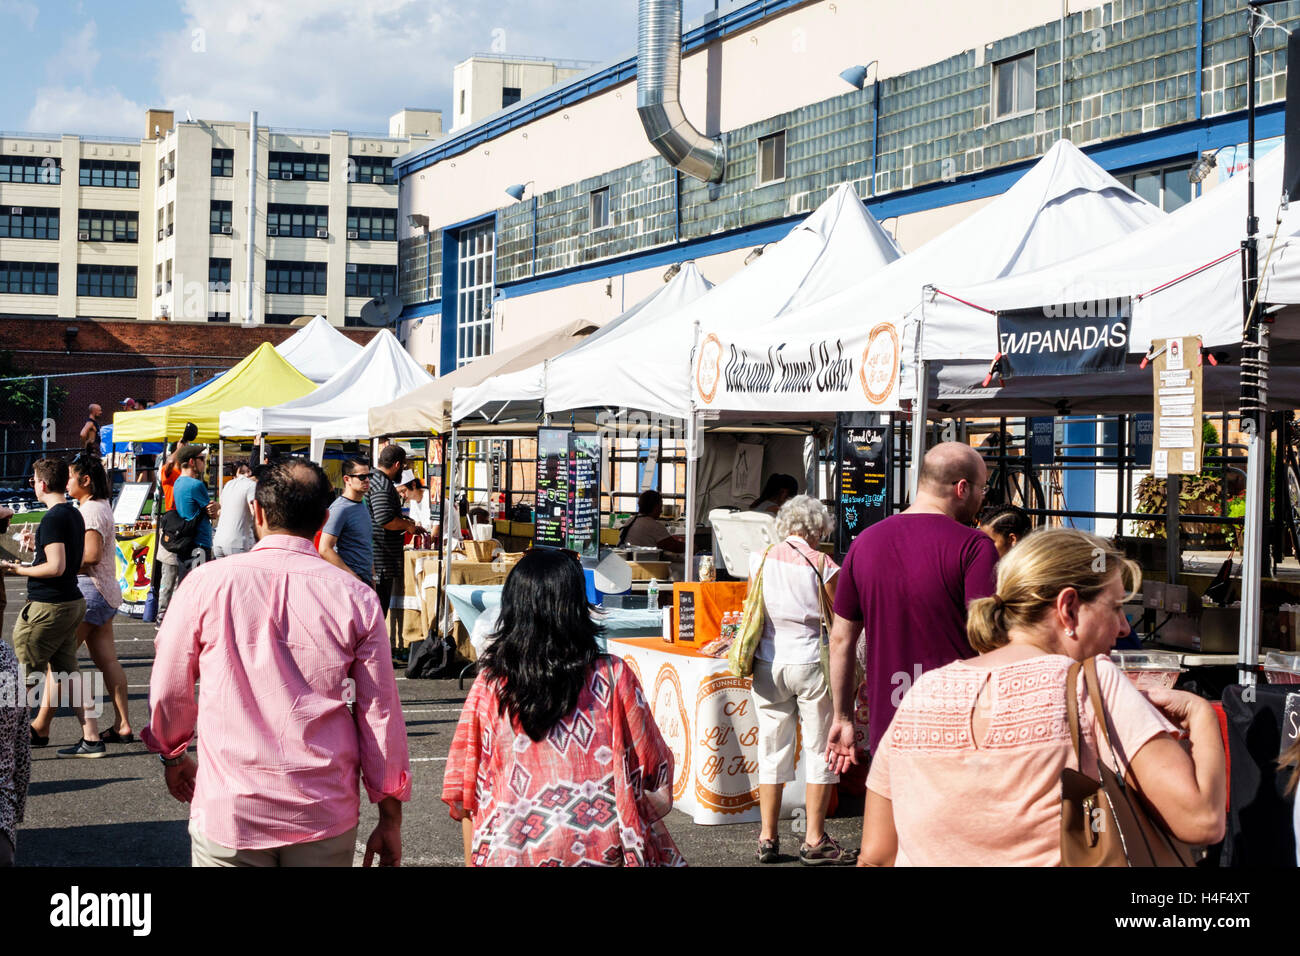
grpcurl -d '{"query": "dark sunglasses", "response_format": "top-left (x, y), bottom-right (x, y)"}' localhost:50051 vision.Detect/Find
top-left (346, 472), bottom-right (373, 481)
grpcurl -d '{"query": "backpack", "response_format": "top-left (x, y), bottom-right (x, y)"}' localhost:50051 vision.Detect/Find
top-left (158, 507), bottom-right (203, 555)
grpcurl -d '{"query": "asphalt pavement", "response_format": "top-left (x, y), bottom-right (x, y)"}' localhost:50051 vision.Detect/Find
top-left (3, 576), bottom-right (861, 867)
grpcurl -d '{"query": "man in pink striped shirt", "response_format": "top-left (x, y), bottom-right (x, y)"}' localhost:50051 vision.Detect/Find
top-left (144, 459), bottom-right (412, 866)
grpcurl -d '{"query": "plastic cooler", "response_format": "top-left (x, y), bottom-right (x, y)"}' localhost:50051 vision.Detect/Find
top-left (1110, 650), bottom-right (1185, 691)
top-left (708, 509), bottom-right (779, 578)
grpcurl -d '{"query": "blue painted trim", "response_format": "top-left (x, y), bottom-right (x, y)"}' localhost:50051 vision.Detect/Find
top-left (1062, 418), bottom-right (1096, 533)
top-left (496, 217), bottom-right (798, 299)
top-left (436, 214), bottom-right (498, 372)
top-left (394, 0), bottom-right (812, 178)
top-left (400, 299), bottom-right (441, 319)
top-left (1195, 0), bottom-right (1204, 121)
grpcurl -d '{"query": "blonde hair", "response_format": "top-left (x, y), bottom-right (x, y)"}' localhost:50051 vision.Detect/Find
top-left (967, 528), bottom-right (1141, 654)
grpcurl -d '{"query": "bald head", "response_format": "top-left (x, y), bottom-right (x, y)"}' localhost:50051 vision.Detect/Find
top-left (917, 441), bottom-right (988, 523)
top-left (89, 403), bottom-right (102, 417)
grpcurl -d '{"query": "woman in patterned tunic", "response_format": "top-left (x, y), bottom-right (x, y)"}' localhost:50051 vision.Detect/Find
top-left (443, 549), bottom-right (684, 867)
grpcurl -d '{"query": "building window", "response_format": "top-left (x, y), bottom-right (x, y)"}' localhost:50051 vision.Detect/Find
top-left (0, 261), bottom-right (58, 295)
top-left (264, 313), bottom-right (301, 326)
top-left (346, 206), bottom-right (397, 241)
top-left (590, 187), bottom-right (610, 230)
top-left (0, 207), bottom-right (59, 240)
top-left (456, 221), bottom-right (495, 367)
top-left (208, 258), bottom-right (232, 290)
top-left (1, 156), bottom-right (61, 185)
top-left (78, 159), bottom-right (137, 188)
top-left (266, 261), bottom-right (327, 295)
top-left (757, 131), bottom-right (786, 185)
top-left (78, 209), bottom-right (138, 243)
top-left (459, 90), bottom-right (466, 117)
top-left (502, 86), bottom-right (522, 109)
top-left (344, 315), bottom-right (366, 327)
top-left (77, 264), bottom-right (137, 298)
top-left (1115, 162), bottom-right (1195, 212)
top-left (211, 148), bottom-right (234, 177)
top-left (346, 263), bottom-right (396, 298)
top-left (210, 200), bottom-right (233, 234)
top-left (267, 203), bottom-right (329, 238)
top-left (992, 52), bottom-right (1035, 119)
top-left (349, 156), bottom-right (395, 185)
top-left (268, 151), bottom-right (329, 181)
top-left (208, 311), bottom-right (230, 323)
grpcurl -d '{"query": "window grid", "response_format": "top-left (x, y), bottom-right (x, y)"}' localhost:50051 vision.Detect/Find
top-left (456, 222), bottom-right (495, 368)
top-left (267, 204), bottom-right (329, 238)
top-left (757, 131), bottom-right (786, 185)
top-left (1115, 162), bottom-right (1196, 212)
top-left (266, 261), bottom-right (327, 296)
top-left (78, 160), bottom-right (137, 188)
top-left (502, 86), bottom-right (523, 109)
top-left (78, 209), bottom-right (138, 243)
top-left (208, 258), bottom-right (232, 289)
top-left (349, 156), bottom-right (395, 184)
top-left (0, 208), bottom-right (59, 240)
top-left (0, 261), bottom-right (58, 295)
top-left (1, 157), bottom-right (61, 185)
top-left (269, 151), bottom-right (329, 181)
top-left (346, 263), bottom-right (397, 298)
top-left (993, 53), bottom-right (1035, 119)
top-left (77, 264), bottom-right (137, 298)
top-left (590, 187), bottom-right (610, 230)
top-left (211, 148), bottom-right (234, 177)
top-left (346, 206), bottom-right (397, 241)
top-left (210, 201), bottom-right (233, 234)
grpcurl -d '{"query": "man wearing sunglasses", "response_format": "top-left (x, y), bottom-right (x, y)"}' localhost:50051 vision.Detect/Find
top-left (318, 458), bottom-right (374, 583)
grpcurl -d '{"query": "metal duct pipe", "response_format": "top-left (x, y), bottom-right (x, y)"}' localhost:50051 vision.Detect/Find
top-left (637, 0), bottom-right (725, 184)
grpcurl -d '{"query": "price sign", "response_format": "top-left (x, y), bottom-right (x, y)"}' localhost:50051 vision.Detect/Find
top-left (567, 432), bottom-right (601, 559)
top-left (836, 415), bottom-right (891, 553)
top-left (534, 427), bottom-right (571, 549)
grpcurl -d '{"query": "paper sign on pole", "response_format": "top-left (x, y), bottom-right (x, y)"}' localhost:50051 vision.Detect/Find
top-left (1150, 336), bottom-right (1203, 475)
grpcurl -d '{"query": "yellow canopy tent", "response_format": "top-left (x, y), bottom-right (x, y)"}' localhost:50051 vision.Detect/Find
top-left (112, 342), bottom-right (316, 442)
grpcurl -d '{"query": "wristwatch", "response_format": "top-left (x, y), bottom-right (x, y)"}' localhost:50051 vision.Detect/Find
top-left (160, 753), bottom-right (188, 768)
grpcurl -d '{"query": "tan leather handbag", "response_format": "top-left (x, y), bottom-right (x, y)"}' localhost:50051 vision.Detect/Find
top-left (1060, 657), bottom-right (1197, 867)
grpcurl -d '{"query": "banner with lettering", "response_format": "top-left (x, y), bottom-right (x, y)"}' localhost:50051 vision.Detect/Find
top-left (995, 298), bottom-right (1131, 378)
top-left (694, 322), bottom-right (902, 413)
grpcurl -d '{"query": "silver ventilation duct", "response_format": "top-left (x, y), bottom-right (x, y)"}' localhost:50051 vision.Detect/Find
top-left (637, 0), bottom-right (725, 184)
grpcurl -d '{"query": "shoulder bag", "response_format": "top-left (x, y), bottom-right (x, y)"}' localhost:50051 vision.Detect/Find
top-left (792, 545), bottom-right (835, 685)
top-left (727, 545), bottom-right (773, 678)
top-left (1060, 656), bottom-right (1196, 867)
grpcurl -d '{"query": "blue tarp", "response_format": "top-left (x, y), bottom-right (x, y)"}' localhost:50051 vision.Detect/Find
top-left (99, 377), bottom-right (212, 455)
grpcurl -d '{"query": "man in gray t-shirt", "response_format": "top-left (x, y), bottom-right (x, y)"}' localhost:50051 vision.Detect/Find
top-left (318, 459), bottom-right (374, 583)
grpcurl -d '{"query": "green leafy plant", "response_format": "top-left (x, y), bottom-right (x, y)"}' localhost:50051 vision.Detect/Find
top-left (0, 350), bottom-right (66, 430)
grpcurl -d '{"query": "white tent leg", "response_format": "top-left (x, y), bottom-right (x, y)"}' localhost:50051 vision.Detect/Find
top-left (909, 360), bottom-right (930, 502)
top-left (685, 411), bottom-right (697, 583)
top-left (1237, 425), bottom-right (1265, 686)
top-left (440, 427), bottom-right (458, 635)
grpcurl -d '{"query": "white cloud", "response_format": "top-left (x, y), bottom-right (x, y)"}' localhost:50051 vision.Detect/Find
top-left (149, 0), bottom-right (653, 132)
top-left (48, 21), bottom-right (100, 85)
top-left (0, 0), bottom-right (38, 31)
top-left (25, 85), bottom-right (146, 137)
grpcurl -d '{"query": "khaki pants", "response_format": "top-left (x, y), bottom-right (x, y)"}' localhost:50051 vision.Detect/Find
top-left (12, 598), bottom-right (86, 676)
top-left (189, 819), bottom-right (357, 867)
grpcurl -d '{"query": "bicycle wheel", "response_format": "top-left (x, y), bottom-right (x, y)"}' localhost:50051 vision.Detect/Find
top-left (1286, 463), bottom-right (1300, 558)
top-left (1002, 462), bottom-right (1046, 518)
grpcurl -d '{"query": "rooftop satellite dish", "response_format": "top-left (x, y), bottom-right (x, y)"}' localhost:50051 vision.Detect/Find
top-left (360, 293), bottom-right (403, 328)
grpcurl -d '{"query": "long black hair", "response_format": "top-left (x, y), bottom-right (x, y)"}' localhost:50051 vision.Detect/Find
top-left (70, 453), bottom-right (110, 501)
top-left (478, 548), bottom-right (604, 741)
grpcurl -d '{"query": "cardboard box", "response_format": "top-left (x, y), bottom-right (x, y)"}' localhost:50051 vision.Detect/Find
top-left (671, 581), bottom-right (748, 648)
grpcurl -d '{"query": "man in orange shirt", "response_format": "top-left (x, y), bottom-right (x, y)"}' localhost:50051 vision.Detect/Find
top-left (154, 439), bottom-right (190, 627)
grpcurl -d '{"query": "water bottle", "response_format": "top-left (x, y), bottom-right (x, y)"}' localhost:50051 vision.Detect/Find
top-left (647, 578), bottom-right (660, 609)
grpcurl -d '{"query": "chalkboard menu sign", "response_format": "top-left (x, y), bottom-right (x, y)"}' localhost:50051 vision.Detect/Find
top-left (567, 433), bottom-right (601, 558)
top-left (535, 427), bottom-right (571, 549)
top-left (836, 416), bottom-right (891, 553)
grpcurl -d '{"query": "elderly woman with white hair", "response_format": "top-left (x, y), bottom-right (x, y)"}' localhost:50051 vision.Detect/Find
top-left (748, 494), bottom-right (855, 865)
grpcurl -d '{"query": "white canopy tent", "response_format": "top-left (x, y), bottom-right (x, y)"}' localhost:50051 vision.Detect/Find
top-left (692, 139), bottom-right (1166, 416)
top-left (219, 330), bottom-right (434, 458)
top-left (452, 262), bottom-right (714, 426)
top-left (274, 315), bottom-right (365, 384)
top-left (544, 182), bottom-right (903, 422)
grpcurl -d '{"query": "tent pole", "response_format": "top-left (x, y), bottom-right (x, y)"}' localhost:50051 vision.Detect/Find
top-left (909, 360), bottom-right (930, 502)
top-left (440, 427), bottom-right (459, 639)
top-left (217, 440), bottom-right (224, 490)
top-left (432, 433), bottom-right (449, 644)
top-left (1238, 412), bottom-right (1266, 687)
top-left (685, 409), bottom-right (697, 583)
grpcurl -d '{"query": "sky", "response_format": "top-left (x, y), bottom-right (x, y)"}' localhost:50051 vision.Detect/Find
top-left (0, 0), bottom-right (723, 137)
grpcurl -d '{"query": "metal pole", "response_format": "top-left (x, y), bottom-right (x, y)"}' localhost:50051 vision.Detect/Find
top-left (246, 110), bottom-right (258, 324)
top-left (909, 361), bottom-right (929, 502)
top-left (1165, 475), bottom-right (1180, 585)
top-left (439, 427), bottom-right (459, 639)
top-left (684, 409), bottom-right (697, 583)
top-left (41, 377), bottom-right (48, 451)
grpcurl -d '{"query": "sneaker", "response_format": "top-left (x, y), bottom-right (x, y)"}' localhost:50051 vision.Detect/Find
top-left (57, 739), bottom-right (107, 759)
top-left (798, 833), bottom-right (858, 866)
top-left (29, 726), bottom-right (48, 748)
top-left (756, 838), bottom-right (779, 864)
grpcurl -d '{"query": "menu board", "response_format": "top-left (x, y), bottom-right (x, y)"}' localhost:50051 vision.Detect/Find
top-left (836, 416), bottom-right (891, 553)
top-left (1150, 336), bottom-right (1203, 477)
top-left (534, 427), bottom-right (571, 549)
top-left (567, 432), bottom-right (601, 558)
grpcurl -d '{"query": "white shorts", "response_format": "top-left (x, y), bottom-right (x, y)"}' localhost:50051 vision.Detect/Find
top-left (749, 659), bottom-right (838, 786)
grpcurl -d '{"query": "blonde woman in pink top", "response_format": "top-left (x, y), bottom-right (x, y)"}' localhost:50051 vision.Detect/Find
top-left (860, 529), bottom-right (1226, 866)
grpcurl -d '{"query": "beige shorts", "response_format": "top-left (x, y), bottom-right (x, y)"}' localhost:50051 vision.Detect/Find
top-left (750, 659), bottom-right (839, 786)
top-left (189, 819), bottom-right (358, 868)
top-left (12, 598), bottom-right (86, 676)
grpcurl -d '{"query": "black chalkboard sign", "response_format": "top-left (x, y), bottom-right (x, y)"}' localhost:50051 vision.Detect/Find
top-left (535, 427), bottom-right (571, 549)
top-left (836, 416), bottom-right (891, 553)
top-left (567, 433), bottom-right (601, 558)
